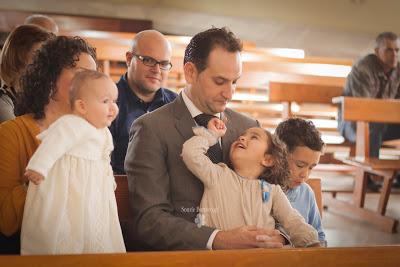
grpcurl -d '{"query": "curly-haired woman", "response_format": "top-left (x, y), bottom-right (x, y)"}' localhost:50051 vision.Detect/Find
top-left (0, 36), bottom-right (97, 254)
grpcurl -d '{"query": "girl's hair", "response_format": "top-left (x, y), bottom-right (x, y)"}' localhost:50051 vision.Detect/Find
top-left (15, 36), bottom-right (97, 119)
top-left (0, 24), bottom-right (54, 89)
top-left (69, 69), bottom-right (108, 109)
top-left (259, 129), bottom-right (290, 190)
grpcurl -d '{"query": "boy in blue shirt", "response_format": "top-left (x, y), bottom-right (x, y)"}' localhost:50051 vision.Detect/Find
top-left (275, 118), bottom-right (327, 246)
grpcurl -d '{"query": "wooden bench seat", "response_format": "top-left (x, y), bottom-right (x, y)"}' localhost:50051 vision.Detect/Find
top-left (313, 164), bottom-right (356, 173)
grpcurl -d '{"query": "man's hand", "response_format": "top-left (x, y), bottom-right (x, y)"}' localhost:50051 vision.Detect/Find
top-left (256, 231), bottom-right (286, 247)
top-left (24, 169), bottom-right (45, 185)
top-left (207, 118), bottom-right (227, 138)
top-left (212, 226), bottom-right (284, 250)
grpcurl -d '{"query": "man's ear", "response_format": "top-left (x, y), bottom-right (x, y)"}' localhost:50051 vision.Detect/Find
top-left (374, 47), bottom-right (379, 56)
top-left (183, 62), bottom-right (197, 85)
top-left (261, 154), bottom-right (274, 168)
top-left (126, 51), bottom-right (133, 68)
top-left (74, 99), bottom-right (86, 115)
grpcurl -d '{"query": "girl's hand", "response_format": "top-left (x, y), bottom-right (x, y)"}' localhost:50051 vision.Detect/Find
top-left (207, 118), bottom-right (227, 138)
top-left (24, 169), bottom-right (45, 185)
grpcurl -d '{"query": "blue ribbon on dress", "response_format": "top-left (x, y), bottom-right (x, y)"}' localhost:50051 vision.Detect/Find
top-left (261, 180), bottom-right (272, 203)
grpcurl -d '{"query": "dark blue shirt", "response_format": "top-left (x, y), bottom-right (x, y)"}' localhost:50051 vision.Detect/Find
top-left (110, 73), bottom-right (177, 174)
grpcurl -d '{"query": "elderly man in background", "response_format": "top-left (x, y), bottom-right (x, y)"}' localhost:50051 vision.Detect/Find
top-left (339, 31), bottom-right (400, 190)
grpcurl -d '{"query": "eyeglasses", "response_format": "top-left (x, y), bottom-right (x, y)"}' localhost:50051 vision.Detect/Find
top-left (133, 54), bottom-right (172, 70)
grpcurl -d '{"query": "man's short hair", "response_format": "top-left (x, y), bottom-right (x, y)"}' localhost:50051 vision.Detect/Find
top-left (375, 32), bottom-right (398, 48)
top-left (275, 117), bottom-right (325, 153)
top-left (69, 69), bottom-right (108, 109)
top-left (183, 27), bottom-right (242, 72)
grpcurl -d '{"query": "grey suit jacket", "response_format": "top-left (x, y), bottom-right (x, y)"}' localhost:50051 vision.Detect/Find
top-left (124, 94), bottom-right (258, 250)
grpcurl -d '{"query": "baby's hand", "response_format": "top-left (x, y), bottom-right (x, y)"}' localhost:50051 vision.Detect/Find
top-left (207, 118), bottom-right (227, 138)
top-left (24, 169), bottom-right (45, 185)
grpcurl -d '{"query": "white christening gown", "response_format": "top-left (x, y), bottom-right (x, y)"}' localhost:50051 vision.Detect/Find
top-left (21, 115), bottom-right (126, 254)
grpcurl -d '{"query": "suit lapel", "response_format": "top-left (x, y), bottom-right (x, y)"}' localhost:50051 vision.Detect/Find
top-left (173, 94), bottom-right (196, 141)
top-left (221, 110), bottom-right (235, 163)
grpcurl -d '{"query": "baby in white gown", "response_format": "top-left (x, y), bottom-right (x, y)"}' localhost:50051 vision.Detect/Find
top-left (21, 70), bottom-right (126, 254)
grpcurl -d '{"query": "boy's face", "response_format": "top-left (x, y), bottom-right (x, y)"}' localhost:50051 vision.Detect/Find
top-left (288, 146), bottom-right (321, 189)
top-left (230, 127), bottom-right (271, 169)
top-left (79, 78), bottom-right (119, 129)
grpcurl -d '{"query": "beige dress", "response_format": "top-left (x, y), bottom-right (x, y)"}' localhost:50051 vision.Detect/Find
top-left (21, 115), bottom-right (126, 255)
top-left (182, 127), bottom-right (319, 247)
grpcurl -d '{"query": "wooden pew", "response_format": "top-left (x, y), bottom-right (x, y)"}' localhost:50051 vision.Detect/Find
top-left (306, 178), bottom-right (323, 217)
top-left (267, 82), bottom-right (357, 197)
top-left (268, 82), bottom-right (354, 152)
top-left (114, 175), bottom-right (132, 222)
top-left (268, 82), bottom-right (344, 118)
top-left (268, 82), bottom-right (355, 155)
top-left (0, 10), bottom-right (153, 35)
top-left (2, 246), bottom-right (400, 267)
top-left (329, 97), bottom-right (400, 232)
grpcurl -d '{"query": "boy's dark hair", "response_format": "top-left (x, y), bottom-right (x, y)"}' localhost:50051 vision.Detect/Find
top-left (259, 129), bottom-right (290, 190)
top-left (183, 27), bottom-right (242, 73)
top-left (275, 118), bottom-right (324, 153)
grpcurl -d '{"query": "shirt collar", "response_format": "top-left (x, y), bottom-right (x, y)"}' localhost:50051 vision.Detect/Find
top-left (181, 88), bottom-right (220, 119)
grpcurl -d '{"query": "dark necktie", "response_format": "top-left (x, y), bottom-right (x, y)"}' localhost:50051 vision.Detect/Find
top-left (194, 113), bottom-right (223, 164)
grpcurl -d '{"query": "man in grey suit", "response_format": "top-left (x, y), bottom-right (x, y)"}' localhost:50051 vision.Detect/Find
top-left (125, 27), bottom-right (285, 250)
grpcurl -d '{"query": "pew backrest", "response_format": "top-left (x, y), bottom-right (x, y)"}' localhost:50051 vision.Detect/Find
top-left (114, 175), bottom-right (132, 222)
top-left (306, 178), bottom-right (323, 217)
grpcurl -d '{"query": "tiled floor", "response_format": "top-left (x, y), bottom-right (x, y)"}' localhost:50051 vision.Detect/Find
top-left (323, 193), bottom-right (400, 247)
top-left (317, 171), bottom-right (400, 247)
